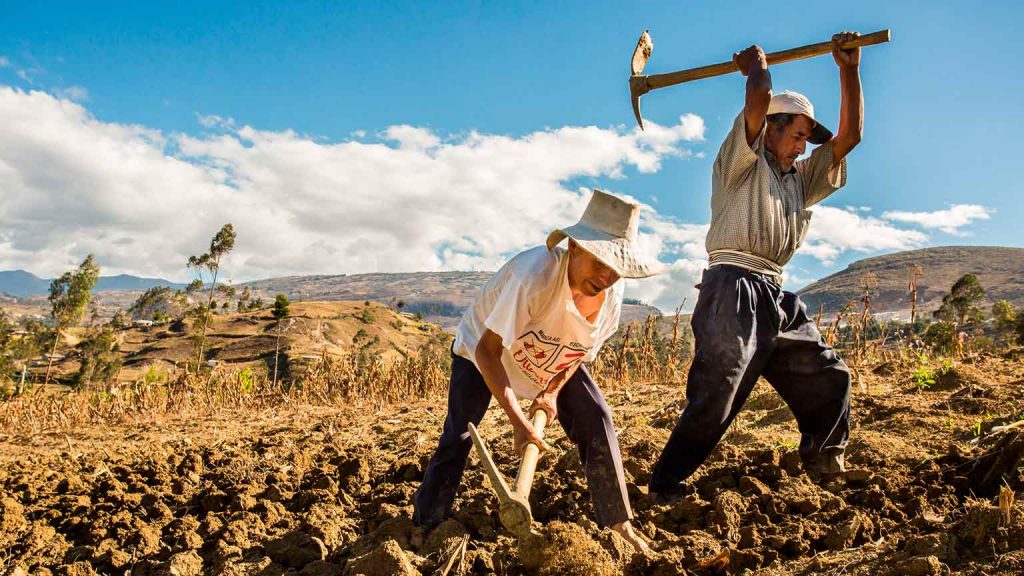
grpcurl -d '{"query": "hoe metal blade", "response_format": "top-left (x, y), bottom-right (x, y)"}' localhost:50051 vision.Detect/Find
top-left (468, 423), bottom-right (535, 538)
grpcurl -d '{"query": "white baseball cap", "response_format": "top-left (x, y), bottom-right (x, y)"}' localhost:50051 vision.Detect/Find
top-left (767, 91), bottom-right (833, 145)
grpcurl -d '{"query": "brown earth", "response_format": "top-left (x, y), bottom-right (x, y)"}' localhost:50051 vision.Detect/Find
top-left (2, 354), bottom-right (1024, 575)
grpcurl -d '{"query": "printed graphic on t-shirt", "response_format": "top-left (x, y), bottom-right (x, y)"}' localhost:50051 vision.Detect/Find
top-left (550, 348), bottom-right (587, 373)
top-left (511, 330), bottom-right (590, 387)
top-left (519, 332), bottom-right (559, 368)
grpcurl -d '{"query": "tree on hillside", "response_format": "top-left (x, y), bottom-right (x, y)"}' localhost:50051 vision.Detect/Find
top-left (72, 328), bottom-right (122, 390)
top-left (1014, 314), bottom-right (1024, 347)
top-left (933, 273), bottom-right (987, 327)
top-left (109, 310), bottom-right (131, 330)
top-left (187, 223), bottom-right (236, 369)
top-left (218, 284), bottom-right (237, 313)
top-left (1, 316), bottom-right (43, 395)
top-left (237, 287), bottom-right (253, 312)
top-left (128, 286), bottom-right (189, 321)
top-left (0, 308), bottom-right (12, 345)
top-left (272, 294), bottom-right (291, 388)
top-left (45, 254), bottom-right (101, 386)
top-left (272, 294), bottom-right (291, 320)
top-left (923, 321), bottom-right (957, 355)
top-left (992, 300), bottom-right (1017, 343)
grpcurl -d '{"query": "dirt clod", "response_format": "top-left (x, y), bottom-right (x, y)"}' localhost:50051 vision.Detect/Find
top-left (265, 530), bottom-right (328, 569)
top-left (345, 538), bottom-right (417, 576)
top-left (518, 521), bottom-right (617, 576)
top-left (167, 550), bottom-right (203, 576)
top-left (894, 555), bottom-right (944, 576)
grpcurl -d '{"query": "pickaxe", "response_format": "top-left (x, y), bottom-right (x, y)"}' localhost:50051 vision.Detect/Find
top-left (468, 410), bottom-right (548, 538)
top-left (629, 29), bottom-right (891, 129)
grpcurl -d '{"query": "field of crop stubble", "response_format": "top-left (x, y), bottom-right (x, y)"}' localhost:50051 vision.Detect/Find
top-left (2, 328), bottom-right (1024, 576)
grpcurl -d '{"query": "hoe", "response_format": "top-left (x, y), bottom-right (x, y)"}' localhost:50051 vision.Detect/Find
top-left (469, 410), bottom-right (548, 538)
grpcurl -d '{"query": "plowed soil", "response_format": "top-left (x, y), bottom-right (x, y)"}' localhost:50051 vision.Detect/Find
top-left (3, 354), bottom-right (1024, 575)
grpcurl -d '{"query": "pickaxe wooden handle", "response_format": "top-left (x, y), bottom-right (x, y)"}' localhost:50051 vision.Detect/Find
top-left (630, 29), bottom-right (891, 129)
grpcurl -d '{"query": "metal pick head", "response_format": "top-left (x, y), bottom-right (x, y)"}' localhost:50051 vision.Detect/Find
top-left (499, 495), bottom-right (536, 538)
top-left (631, 30), bottom-right (653, 76)
top-left (630, 30), bottom-right (654, 130)
top-left (630, 76), bottom-right (650, 130)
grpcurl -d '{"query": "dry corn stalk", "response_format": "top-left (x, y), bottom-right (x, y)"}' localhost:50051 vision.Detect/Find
top-left (616, 325), bottom-right (632, 387)
top-left (999, 483), bottom-right (1016, 526)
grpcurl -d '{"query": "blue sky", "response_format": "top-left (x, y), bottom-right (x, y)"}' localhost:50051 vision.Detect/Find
top-left (1, 1), bottom-right (1021, 309)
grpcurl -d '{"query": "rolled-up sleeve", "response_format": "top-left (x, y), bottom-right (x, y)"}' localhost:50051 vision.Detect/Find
top-left (714, 112), bottom-right (765, 192)
top-left (797, 140), bottom-right (848, 207)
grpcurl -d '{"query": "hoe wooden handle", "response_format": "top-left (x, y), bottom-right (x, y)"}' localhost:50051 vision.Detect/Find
top-left (514, 409), bottom-right (548, 497)
top-left (645, 29), bottom-right (890, 90)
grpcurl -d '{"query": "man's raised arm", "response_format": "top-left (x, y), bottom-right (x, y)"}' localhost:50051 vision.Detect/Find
top-left (733, 44), bottom-right (772, 146)
top-left (831, 31), bottom-right (863, 167)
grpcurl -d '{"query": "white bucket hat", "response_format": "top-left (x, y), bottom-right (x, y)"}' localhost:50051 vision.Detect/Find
top-left (545, 189), bottom-right (665, 279)
top-left (767, 91), bottom-right (832, 145)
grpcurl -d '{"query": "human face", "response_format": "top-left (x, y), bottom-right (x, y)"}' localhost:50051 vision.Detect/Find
top-left (567, 241), bottom-right (621, 297)
top-left (765, 114), bottom-right (814, 172)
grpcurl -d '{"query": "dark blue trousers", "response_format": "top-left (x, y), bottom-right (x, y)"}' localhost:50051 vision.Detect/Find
top-left (413, 352), bottom-right (632, 529)
top-left (649, 265), bottom-right (852, 492)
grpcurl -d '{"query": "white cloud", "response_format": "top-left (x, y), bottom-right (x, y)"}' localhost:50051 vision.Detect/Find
top-left (802, 206), bottom-right (929, 264)
top-left (625, 212), bottom-right (708, 312)
top-left (0, 85), bottom-right (993, 314)
top-left (53, 85), bottom-right (89, 102)
top-left (0, 86), bottom-right (705, 297)
top-left (196, 113), bottom-right (235, 129)
top-left (384, 125), bottom-right (441, 150)
top-left (881, 204), bottom-right (993, 235)
top-left (0, 57), bottom-right (9, 68)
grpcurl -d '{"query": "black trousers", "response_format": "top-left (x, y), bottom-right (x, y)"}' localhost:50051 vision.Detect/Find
top-left (413, 352), bottom-right (632, 529)
top-left (649, 265), bottom-right (851, 491)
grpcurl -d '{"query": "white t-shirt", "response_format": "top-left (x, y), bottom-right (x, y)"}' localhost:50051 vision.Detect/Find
top-left (453, 245), bottom-right (623, 400)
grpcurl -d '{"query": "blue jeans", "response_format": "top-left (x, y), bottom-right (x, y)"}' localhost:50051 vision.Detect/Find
top-left (414, 352), bottom-right (632, 529)
top-left (649, 265), bottom-right (851, 491)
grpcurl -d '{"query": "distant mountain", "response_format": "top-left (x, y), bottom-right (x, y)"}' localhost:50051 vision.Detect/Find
top-left (0, 270), bottom-right (186, 298)
top-left (0, 271), bottom-right (49, 298)
top-left (242, 271), bottom-right (493, 309)
top-left (94, 274), bottom-right (187, 293)
top-left (797, 246), bottom-right (1024, 320)
top-left (10, 246), bottom-right (1023, 326)
top-left (241, 271), bottom-right (662, 329)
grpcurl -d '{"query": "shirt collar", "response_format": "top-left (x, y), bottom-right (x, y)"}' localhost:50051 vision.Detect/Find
top-left (763, 148), bottom-right (797, 176)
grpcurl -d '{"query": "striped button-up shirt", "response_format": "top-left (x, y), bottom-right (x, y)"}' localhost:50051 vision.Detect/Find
top-left (705, 111), bottom-right (847, 280)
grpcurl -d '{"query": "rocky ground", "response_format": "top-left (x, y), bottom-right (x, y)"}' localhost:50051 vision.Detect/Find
top-left (2, 354), bottom-right (1024, 575)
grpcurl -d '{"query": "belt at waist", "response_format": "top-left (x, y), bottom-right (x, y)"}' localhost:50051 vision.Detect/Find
top-left (708, 250), bottom-right (783, 284)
